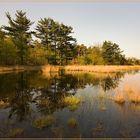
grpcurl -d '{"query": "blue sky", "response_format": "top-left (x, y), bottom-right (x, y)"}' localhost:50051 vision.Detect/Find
top-left (0, 2), bottom-right (140, 58)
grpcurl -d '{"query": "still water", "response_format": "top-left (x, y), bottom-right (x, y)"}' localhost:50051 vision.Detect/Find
top-left (0, 70), bottom-right (140, 138)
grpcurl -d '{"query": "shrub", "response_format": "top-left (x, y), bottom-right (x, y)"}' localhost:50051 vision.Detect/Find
top-left (32, 115), bottom-right (56, 129)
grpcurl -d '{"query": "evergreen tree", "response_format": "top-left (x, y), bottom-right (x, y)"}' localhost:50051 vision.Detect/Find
top-left (58, 23), bottom-right (76, 65)
top-left (102, 41), bottom-right (124, 65)
top-left (3, 10), bottom-right (33, 65)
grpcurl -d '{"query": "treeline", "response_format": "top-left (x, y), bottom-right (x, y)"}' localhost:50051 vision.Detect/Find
top-left (0, 10), bottom-right (140, 66)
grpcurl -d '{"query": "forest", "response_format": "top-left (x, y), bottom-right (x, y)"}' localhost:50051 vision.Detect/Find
top-left (0, 10), bottom-right (140, 66)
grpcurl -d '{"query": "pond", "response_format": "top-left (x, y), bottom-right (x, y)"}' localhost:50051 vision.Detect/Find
top-left (0, 70), bottom-right (140, 138)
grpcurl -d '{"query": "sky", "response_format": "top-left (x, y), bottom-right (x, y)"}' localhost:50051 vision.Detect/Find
top-left (0, 2), bottom-right (140, 58)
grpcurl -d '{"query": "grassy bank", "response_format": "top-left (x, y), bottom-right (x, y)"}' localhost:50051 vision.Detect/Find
top-left (1, 65), bottom-right (140, 74)
top-left (63, 65), bottom-right (140, 73)
top-left (42, 65), bottom-right (140, 73)
top-left (0, 65), bottom-right (42, 74)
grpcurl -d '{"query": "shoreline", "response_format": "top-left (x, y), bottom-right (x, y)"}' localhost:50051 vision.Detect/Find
top-left (0, 65), bottom-right (140, 74)
top-left (63, 65), bottom-right (140, 73)
top-left (0, 65), bottom-right (42, 74)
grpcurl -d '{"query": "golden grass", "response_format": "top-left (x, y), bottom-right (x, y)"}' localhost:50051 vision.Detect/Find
top-left (8, 128), bottom-right (24, 137)
top-left (68, 105), bottom-right (79, 112)
top-left (63, 96), bottom-right (80, 106)
top-left (67, 118), bottom-right (77, 128)
top-left (124, 85), bottom-right (140, 104)
top-left (114, 95), bottom-right (125, 104)
top-left (32, 115), bottom-right (56, 129)
top-left (1, 65), bottom-right (140, 74)
top-left (0, 66), bottom-right (41, 74)
top-left (0, 100), bottom-right (9, 109)
top-left (51, 127), bottom-right (63, 137)
top-left (41, 65), bottom-right (62, 73)
top-left (129, 95), bottom-right (140, 104)
top-left (92, 123), bottom-right (104, 136)
top-left (114, 83), bottom-right (140, 105)
top-left (64, 65), bottom-right (140, 73)
top-left (128, 92), bottom-right (140, 104)
top-left (38, 98), bottom-right (50, 106)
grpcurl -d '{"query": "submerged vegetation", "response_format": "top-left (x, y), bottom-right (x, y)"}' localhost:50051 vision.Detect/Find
top-left (63, 96), bottom-right (81, 106)
top-left (8, 128), bottom-right (24, 137)
top-left (68, 105), bottom-right (79, 112)
top-left (67, 118), bottom-right (78, 128)
top-left (113, 85), bottom-right (140, 105)
top-left (32, 115), bottom-right (56, 129)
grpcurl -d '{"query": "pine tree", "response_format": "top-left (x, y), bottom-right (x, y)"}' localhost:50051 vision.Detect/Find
top-left (36, 18), bottom-right (76, 65)
top-left (3, 10), bottom-right (33, 65)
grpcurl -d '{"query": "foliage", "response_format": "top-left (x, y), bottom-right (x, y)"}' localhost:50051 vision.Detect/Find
top-left (3, 10), bottom-right (33, 65)
top-left (27, 45), bottom-right (48, 65)
top-left (36, 18), bottom-right (76, 65)
top-left (102, 41), bottom-right (126, 65)
top-left (0, 10), bottom-right (139, 66)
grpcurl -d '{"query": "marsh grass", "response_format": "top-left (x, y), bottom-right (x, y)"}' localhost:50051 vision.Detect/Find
top-left (124, 85), bottom-right (140, 104)
top-left (41, 65), bottom-right (61, 73)
top-left (114, 95), bottom-right (125, 104)
top-left (32, 115), bottom-right (56, 129)
top-left (8, 128), bottom-right (24, 137)
top-left (63, 96), bottom-right (80, 106)
top-left (0, 66), bottom-right (41, 74)
top-left (64, 65), bottom-right (140, 73)
top-left (68, 105), bottom-right (79, 112)
top-left (114, 84), bottom-right (140, 105)
top-left (41, 65), bottom-right (140, 75)
top-left (97, 93), bottom-right (106, 100)
top-left (129, 95), bottom-right (140, 104)
top-left (51, 127), bottom-right (63, 137)
top-left (38, 98), bottom-right (50, 106)
top-left (67, 118), bottom-right (77, 128)
top-left (92, 123), bottom-right (105, 136)
top-left (0, 100), bottom-right (10, 109)
top-left (120, 129), bottom-right (132, 138)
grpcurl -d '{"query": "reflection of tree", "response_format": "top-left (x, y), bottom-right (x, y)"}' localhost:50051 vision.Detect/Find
top-left (0, 70), bottom-right (127, 120)
top-left (100, 72), bottom-right (125, 92)
top-left (8, 73), bottom-right (32, 121)
top-left (127, 70), bottom-right (139, 75)
top-left (36, 74), bottom-right (78, 114)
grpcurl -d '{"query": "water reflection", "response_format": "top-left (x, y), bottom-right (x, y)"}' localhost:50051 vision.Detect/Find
top-left (0, 70), bottom-right (139, 137)
top-left (8, 73), bottom-right (32, 121)
top-left (0, 71), bottom-right (126, 121)
top-left (100, 72), bottom-right (124, 92)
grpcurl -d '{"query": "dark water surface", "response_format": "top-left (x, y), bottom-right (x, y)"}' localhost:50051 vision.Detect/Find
top-left (0, 70), bottom-right (140, 138)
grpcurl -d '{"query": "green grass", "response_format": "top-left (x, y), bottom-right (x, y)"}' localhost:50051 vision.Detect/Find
top-left (63, 96), bottom-right (80, 106)
top-left (32, 115), bottom-right (56, 129)
top-left (67, 118), bottom-right (77, 128)
top-left (68, 105), bottom-right (79, 112)
top-left (8, 128), bottom-right (24, 137)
